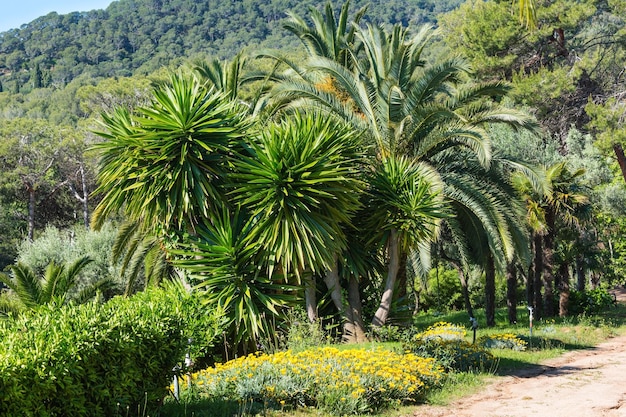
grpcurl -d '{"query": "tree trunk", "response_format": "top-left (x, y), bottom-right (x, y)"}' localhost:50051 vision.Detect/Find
top-left (533, 233), bottom-right (543, 321)
top-left (372, 228), bottom-right (400, 327)
top-left (506, 261), bottom-right (518, 324)
top-left (613, 143), bottom-right (626, 184)
top-left (78, 163), bottom-right (89, 229)
top-left (304, 275), bottom-right (318, 322)
top-left (543, 210), bottom-right (556, 317)
top-left (526, 238), bottom-right (534, 307)
top-left (323, 258), bottom-right (365, 343)
top-left (485, 253), bottom-right (496, 327)
top-left (346, 275), bottom-right (368, 343)
top-left (395, 251), bottom-right (408, 300)
top-left (323, 258), bottom-right (343, 315)
top-left (558, 262), bottom-right (570, 317)
top-left (27, 184), bottom-right (35, 242)
top-left (450, 260), bottom-right (474, 319)
top-left (576, 255), bottom-right (585, 291)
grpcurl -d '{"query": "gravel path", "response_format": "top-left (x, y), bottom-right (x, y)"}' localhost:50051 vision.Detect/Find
top-left (408, 290), bottom-right (626, 417)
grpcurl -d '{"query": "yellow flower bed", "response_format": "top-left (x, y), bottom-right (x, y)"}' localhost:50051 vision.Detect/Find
top-left (180, 347), bottom-right (444, 414)
top-left (413, 321), bottom-right (467, 342)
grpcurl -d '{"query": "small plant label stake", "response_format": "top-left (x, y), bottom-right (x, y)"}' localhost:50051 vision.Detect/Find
top-left (470, 317), bottom-right (478, 344)
top-left (527, 306), bottom-right (534, 349)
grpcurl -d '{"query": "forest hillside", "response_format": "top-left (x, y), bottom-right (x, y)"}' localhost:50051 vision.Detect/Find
top-left (0, 0), bottom-right (461, 91)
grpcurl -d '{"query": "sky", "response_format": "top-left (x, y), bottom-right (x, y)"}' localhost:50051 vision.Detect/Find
top-left (0, 1), bottom-right (116, 33)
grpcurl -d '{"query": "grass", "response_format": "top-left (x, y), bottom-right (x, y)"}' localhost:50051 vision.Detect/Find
top-left (157, 303), bottom-right (626, 417)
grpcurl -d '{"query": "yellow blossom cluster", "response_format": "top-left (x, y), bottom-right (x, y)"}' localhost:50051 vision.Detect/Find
top-left (413, 321), bottom-right (467, 342)
top-left (178, 347), bottom-right (444, 414)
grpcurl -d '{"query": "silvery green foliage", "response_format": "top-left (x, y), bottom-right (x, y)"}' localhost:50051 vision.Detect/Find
top-left (16, 223), bottom-right (123, 296)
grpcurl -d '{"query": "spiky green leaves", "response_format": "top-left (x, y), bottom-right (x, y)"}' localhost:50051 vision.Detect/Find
top-left (171, 209), bottom-right (299, 347)
top-left (365, 155), bottom-right (448, 252)
top-left (92, 72), bottom-right (251, 231)
top-left (232, 113), bottom-right (365, 277)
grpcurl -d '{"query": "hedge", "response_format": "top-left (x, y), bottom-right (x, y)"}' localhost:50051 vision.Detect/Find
top-left (0, 286), bottom-right (223, 416)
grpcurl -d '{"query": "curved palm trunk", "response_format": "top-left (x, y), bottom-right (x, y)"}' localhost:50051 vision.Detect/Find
top-left (323, 258), bottom-right (366, 343)
top-left (506, 261), bottom-right (518, 324)
top-left (372, 228), bottom-right (400, 327)
top-left (485, 253), bottom-right (496, 327)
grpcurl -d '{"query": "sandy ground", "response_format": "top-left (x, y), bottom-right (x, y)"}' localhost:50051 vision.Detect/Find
top-left (408, 289), bottom-right (626, 417)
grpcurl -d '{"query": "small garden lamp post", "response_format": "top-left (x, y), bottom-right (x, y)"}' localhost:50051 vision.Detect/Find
top-left (470, 317), bottom-right (478, 344)
top-left (527, 306), bottom-right (534, 349)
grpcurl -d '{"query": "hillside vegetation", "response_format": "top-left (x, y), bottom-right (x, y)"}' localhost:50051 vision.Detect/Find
top-left (0, 0), bottom-right (461, 92)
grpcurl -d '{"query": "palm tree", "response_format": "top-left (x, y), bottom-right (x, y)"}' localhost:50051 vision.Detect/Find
top-left (231, 112), bottom-right (365, 322)
top-left (260, 14), bottom-right (536, 326)
top-left (514, 161), bottom-right (590, 318)
top-left (0, 257), bottom-right (111, 314)
top-left (92, 72), bottom-right (250, 232)
top-left (429, 150), bottom-right (531, 326)
top-left (282, 0), bottom-right (367, 68)
top-left (365, 155), bottom-right (447, 326)
top-left (171, 208), bottom-right (300, 354)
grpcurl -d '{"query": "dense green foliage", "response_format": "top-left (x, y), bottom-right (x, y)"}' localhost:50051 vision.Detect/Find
top-left (0, 286), bottom-right (223, 416)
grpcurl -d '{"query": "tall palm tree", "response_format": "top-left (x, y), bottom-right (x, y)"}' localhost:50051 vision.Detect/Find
top-left (365, 155), bottom-right (447, 326)
top-left (514, 161), bottom-right (590, 318)
top-left (422, 149), bottom-right (532, 326)
top-left (260, 14), bottom-right (537, 326)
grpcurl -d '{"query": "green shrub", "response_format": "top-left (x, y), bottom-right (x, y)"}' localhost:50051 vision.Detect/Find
top-left (0, 286), bottom-right (223, 417)
top-left (478, 333), bottom-right (527, 351)
top-left (404, 322), bottom-right (496, 372)
top-left (569, 288), bottom-right (615, 315)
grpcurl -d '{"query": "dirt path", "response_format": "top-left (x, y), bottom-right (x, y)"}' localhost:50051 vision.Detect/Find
top-left (409, 290), bottom-right (626, 417)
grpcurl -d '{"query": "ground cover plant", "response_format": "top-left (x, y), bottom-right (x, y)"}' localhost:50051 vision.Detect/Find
top-left (158, 302), bottom-right (626, 417)
top-left (170, 346), bottom-right (444, 415)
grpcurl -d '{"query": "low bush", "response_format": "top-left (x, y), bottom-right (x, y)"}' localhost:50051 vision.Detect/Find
top-left (569, 288), bottom-right (615, 315)
top-left (478, 333), bottom-right (527, 351)
top-left (404, 322), bottom-right (496, 372)
top-left (180, 347), bottom-right (444, 415)
top-left (0, 285), bottom-right (223, 417)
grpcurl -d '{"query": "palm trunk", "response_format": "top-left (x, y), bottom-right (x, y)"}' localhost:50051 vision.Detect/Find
top-left (485, 253), bottom-right (496, 327)
top-left (543, 211), bottom-right (556, 317)
top-left (304, 274), bottom-right (318, 322)
top-left (533, 233), bottom-right (543, 321)
top-left (450, 260), bottom-right (474, 319)
top-left (506, 261), bottom-right (518, 324)
top-left (558, 262), bottom-right (570, 317)
top-left (347, 275), bottom-right (368, 343)
top-left (323, 258), bottom-right (363, 343)
top-left (576, 255), bottom-right (585, 291)
top-left (372, 228), bottom-right (400, 327)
